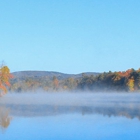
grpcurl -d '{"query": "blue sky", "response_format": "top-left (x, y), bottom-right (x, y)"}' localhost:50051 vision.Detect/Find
top-left (0, 0), bottom-right (140, 74)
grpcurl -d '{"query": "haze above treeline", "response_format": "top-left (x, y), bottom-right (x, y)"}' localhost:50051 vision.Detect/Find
top-left (8, 68), bottom-right (140, 93)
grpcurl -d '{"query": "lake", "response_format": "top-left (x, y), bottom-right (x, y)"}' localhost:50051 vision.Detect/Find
top-left (1, 93), bottom-right (140, 140)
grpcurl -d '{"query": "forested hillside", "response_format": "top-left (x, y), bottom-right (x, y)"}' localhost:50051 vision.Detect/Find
top-left (8, 69), bottom-right (140, 93)
top-left (9, 71), bottom-right (99, 93)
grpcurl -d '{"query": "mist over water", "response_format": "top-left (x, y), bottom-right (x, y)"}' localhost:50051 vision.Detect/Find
top-left (1, 92), bottom-right (140, 106)
top-left (1, 92), bottom-right (140, 118)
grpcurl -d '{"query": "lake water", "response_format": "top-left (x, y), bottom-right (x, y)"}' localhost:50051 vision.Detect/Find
top-left (1, 93), bottom-right (140, 140)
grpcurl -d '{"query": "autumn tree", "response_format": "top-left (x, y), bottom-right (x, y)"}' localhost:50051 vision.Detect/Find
top-left (0, 66), bottom-right (13, 96)
top-left (53, 76), bottom-right (59, 91)
top-left (127, 77), bottom-right (135, 92)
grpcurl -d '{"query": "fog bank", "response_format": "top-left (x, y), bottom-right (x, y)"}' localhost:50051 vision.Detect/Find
top-left (1, 92), bottom-right (140, 106)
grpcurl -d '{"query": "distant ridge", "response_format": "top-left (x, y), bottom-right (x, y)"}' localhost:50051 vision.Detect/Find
top-left (12, 71), bottom-right (100, 80)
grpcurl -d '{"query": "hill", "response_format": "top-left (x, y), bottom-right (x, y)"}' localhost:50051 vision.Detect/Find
top-left (12, 71), bottom-right (100, 80)
top-left (9, 71), bottom-right (100, 93)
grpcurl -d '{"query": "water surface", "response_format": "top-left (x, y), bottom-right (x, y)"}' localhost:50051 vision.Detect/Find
top-left (0, 93), bottom-right (140, 140)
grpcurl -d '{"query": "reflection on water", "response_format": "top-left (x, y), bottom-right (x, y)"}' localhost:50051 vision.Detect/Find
top-left (1, 103), bottom-right (140, 120)
top-left (1, 93), bottom-right (140, 120)
top-left (1, 93), bottom-right (140, 139)
top-left (0, 107), bottom-right (11, 131)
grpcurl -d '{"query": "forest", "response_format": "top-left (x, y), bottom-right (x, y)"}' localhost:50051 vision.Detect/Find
top-left (6, 68), bottom-right (140, 93)
top-left (0, 65), bottom-right (140, 93)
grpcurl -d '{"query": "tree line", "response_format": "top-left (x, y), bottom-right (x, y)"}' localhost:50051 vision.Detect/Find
top-left (8, 68), bottom-right (140, 93)
top-left (78, 69), bottom-right (140, 92)
top-left (0, 65), bottom-right (140, 94)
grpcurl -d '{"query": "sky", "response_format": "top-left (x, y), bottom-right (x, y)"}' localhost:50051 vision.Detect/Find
top-left (0, 0), bottom-right (140, 74)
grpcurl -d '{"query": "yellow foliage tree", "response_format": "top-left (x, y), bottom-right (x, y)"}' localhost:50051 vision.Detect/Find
top-left (127, 77), bottom-right (134, 92)
top-left (0, 66), bottom-right (13, 95)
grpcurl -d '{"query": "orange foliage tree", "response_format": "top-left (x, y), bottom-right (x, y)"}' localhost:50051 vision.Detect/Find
top-left (53, 76), bottom-right (59, 91)
top-left (0, 66), bottom-right (13, 95)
